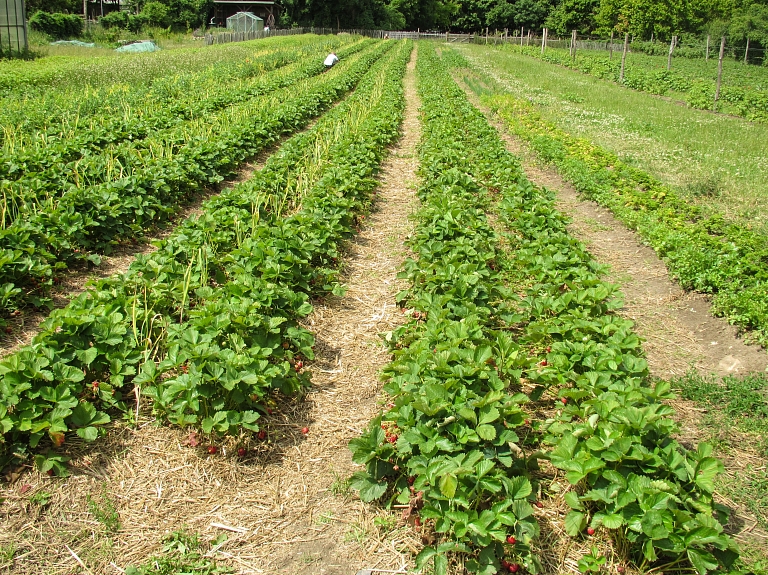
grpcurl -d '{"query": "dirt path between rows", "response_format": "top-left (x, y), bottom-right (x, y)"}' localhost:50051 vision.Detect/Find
top-left (0, 49), bottom-right (422, 575)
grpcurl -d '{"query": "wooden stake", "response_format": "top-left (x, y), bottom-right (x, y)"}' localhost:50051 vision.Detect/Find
top-left (609, 30), bottom-right (614, 59)
top-left (714, 36), bottom-right (725, 109)
top-left (744, 37), bottom-right (750, 64)
top-left (521, 27), bottom-right (524, 46)
top-left (619, 32), bottom-right (629, 81)
top-left (667, 35), bottom-right (676, 70)
top-left (571, 29), bottom-right (577, 59)
top-left (706, 34), bottom-right (710, 61)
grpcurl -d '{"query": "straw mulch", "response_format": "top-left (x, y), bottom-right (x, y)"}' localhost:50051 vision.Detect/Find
top-left (0, 52), bottom-right (422, 575)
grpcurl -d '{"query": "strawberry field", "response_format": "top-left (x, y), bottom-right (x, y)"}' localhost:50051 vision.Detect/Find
top-left (0, 35), bottom-right (766, 575)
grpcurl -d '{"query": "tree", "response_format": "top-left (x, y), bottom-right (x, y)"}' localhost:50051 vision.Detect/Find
top-left (546, 0), bottom-right (599, 34)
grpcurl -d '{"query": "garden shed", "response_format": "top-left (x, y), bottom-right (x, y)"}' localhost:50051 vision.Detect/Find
top-left (0, 0), bottom-right (27, 55)
top-left (226, 11), bottom-right (263, 33)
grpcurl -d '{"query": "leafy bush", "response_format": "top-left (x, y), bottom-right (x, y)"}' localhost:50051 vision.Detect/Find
top-left (99, 10), bottom-right (129, 29)
top-left (29, 11), bottom-right (83, 39)
top-left (141, 1), bottom-right (171, 28)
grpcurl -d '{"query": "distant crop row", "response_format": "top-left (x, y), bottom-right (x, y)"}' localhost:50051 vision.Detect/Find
top-left (0, 40), bottom-right (411, 476)
top-left (0, 35), bottom-right (355, 144)
top-left (0, 40), bottom-right (389, 319)
top-left (507, 45), bottom-right (768, 123)
top-left (462, 75), bottom-right (768, 348)
top-left (350, 43), bottom-right (737, 575)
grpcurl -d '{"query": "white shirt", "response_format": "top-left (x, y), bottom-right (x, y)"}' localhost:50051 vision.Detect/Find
top-left (324, 54), bottom-right (339, 66)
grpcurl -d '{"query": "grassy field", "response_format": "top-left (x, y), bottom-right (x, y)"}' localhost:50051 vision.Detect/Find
top-left (457, 44), bottom-right (768, 234)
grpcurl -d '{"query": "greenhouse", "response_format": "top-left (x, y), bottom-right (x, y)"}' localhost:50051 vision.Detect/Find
top-left (226, 11), bottom-right (263, 33)
top-left (0, 0), bottom-right (27, 55)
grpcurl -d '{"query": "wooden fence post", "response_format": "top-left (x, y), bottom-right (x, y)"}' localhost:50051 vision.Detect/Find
top-left (527, 30), bottom-right (530, 46)
top-left (705, 34), bottom-right (710, 61)
top-left (609, 30), bottom-right (614, 59)
top-left (570, 29), bottom-right (577, 59)
top-left (520, 27), bottom-right (524, 46)
top-left (619, 32), bottom-right (629, 81)
top-left (744, 37), bottom-right (750, 63)
top-left (714, 36), bottom-right (725, 110)
top-left (667, 35), bottom-right (676, 70)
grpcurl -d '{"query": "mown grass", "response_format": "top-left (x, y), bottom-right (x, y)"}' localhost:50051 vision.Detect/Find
top-left (457, 44), bottom-right (768, 233)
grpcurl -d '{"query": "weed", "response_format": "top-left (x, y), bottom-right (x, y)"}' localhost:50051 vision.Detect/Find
top-left (29, 490), bottom-right (52, 507)
top-left (330, 471), bottom-right (352, 496)
top-left (344, 522), bottom-right (368, 544)
top-left (125, 530), bottom-right (232, 575)
top-left (685, 174), bottom-right (723, 197)
top-left (0, 542), bottom-right (16, 562)
top-left (373, 514), bottom-right (397, 531)
top-left (87, 486), bottom-right (121, 534)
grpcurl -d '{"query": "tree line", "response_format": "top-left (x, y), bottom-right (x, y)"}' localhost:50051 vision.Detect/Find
top-left (28, 0), bottom-right (768, 51)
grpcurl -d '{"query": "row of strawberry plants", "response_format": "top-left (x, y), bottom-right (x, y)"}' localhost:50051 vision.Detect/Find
top-left (461, 79), bottom-right (768, 348)
top-left (0, 37), bottom-right (365, 189)
top-left (0, 40), bottom-right (392, 317)
top-left (0, 39), bottom-right (411, 476)
top-left (506, 45), bottom-right (768, 123)
top-left (350, 43), bottom-right (737, 575)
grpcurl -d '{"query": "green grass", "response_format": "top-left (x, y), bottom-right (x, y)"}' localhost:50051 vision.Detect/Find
top-left (670, 372), bottom-right (768, 571)
top-left (673, 372), bottom-right (768, 450)
top-left (457, 44), bottom-right (768, 233)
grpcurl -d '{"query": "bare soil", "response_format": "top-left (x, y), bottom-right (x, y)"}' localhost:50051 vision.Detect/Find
top-left (0, 49), bottom-right (422, 575)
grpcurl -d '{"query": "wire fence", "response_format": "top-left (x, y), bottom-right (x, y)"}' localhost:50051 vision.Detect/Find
top-left (205, 28), bottom-right (476, 46)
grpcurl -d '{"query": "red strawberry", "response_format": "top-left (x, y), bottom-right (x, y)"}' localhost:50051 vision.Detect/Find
top-left (237, 447), bottom-right (247, 457)
top-left (414, 516), bottom-right (421, 527)
top-left (546, 346), bottom-right (552, 353)
top-left (509, 564), bottom-right (520, 573)
top-left (587, 527), bottom-right (596, 535)
top-left (561, 397), bottom-right (567, 405)
top-left (267, 408), bottom-right (273, 415)
top-left (257, 430), bottom-right (267, 440)
top-left (539, 359), bottom-right (547, 367)
top-left (301, 426), bottom-right (309, 435)
top-left (616, 567), bottom-right (625, 574)
top-left (408, 476), bottom-right (415, 485)
top-left (535, 501), bottom-right (544, 508)
top-left (388, 435), bottom-right (398, 444)
top-left (207, 445), bottom-right (218, 454)
top-left (507, 535), bottom-right (516, 545)
top-left (501, 559), bottom-right (511, 569)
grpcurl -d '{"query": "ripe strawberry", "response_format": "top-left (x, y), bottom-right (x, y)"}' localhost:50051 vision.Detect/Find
top-left (257, 430), bottom-right (267, 440)
top-left (509, 564), bottom-right (520, 573)
top-left (501, 559), bottom-right (511, 569)
top-left (267, 408), bottom-right (273, 415)
top-left (535, 501), bottom-right (544, 508)
top-left (414, 516), bottom-right (421, 527)
top-left (539, 359), bottom-right (547, 367)
top-left (301, 426), bottom-right (309, 435)
top-left (587, 527), bottom-right (596, 536)
top-left (507, 535), bottom-right (516, 545)
top-left (616, 567), bottom-right (625, 574)
top-left (388, 435), bottom-right (398, 444)
top-left (237, 447), bottom-right (247, 457)
top-left (408, 476), bottom-right (415, 485)
top-left (46, 470), bottom-right (54, 477)
top-left (524, 419), bottom-right (530, 426)
top-left (561, 397), bottom-right (567, 405)
top-left (207, 445), bottom-right (218, 454)
top-left (546, 346), bottom-right (552, 353)
top-left (295, 360), bottom-right (304, 371)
